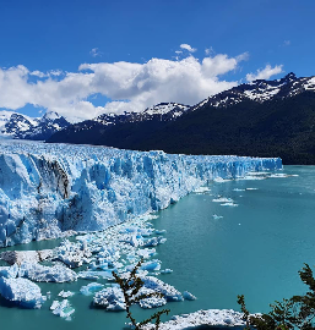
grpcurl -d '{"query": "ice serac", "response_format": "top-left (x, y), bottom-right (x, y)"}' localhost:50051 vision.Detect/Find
top-left (0, 141), bottom-right (282, 247)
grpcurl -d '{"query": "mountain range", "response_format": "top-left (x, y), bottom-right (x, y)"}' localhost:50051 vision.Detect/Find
top-left (0, 111), bottom-right (70, 140)
top-left (47, 72), bottom-right (315, 164)
top-left (2, 72), bottom-right (315, 164)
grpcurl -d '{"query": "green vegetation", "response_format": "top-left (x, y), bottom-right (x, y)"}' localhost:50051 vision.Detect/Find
top-left (112, 259), bottom-right (170, 330)
top-left (238, 264), bottom-right (315, 330)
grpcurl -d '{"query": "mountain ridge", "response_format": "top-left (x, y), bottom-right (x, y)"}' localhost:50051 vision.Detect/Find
top-left (0, 110), bottom-right (70, 140)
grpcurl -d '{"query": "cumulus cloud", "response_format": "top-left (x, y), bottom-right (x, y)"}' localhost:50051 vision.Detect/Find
top-left (246, 64), bottom-right (284, 82)
top-left (0, 50), bottom-right (262, 122)
top-left (180, 44), bottom-right (197, 53)
top-left (30, 70), bottom-right (46, 78)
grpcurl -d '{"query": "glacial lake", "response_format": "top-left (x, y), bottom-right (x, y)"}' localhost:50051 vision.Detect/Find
top-left (0, 165), bottom-right (314, 330)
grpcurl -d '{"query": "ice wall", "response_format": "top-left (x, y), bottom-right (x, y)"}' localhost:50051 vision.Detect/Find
top-left (0, 140), bottom-right (282, 247)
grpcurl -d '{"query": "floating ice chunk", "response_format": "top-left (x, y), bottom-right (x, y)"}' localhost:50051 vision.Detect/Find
top-left (93, 286), bottom-right (126, 311)
top-left (58, 290), bottom-right (75, 298)
top-left (193, 186), bottom-right (211, 193)
top-left (212, 197), bottom-right (233, 203)
top-left (141, 309), bottom-right (261, 329)
top-left (138, 288), bottom-right (167, 309)
top-left (56, 239), bottom-right (92, 268)
top-left (19, 263), bottom-right (77, 282)
top-left (246, 188), bottom-right (258, 191)
top-left (50, 300), bottom-right (60, 310)
top-left (161, 269), bottom-right (173, 275)
top-left (220, 203), bottom-right (238, 207)
top-left (183, 291), bottom-right (197, 301)
top-left (77, 273), bottom-right (99, 281)
top-left (155, 229), bottom-right (166, 235)
top-left (136, 248), bottom-right (156, 259)
top-left (80, 282), bottom-right (104, 296)
top-left (212, 214), bottom-right (223, 220)
top-left (140, 276), bottom-right (183, 302)
top-left (0, 277), bottom-right (46, 309)
top-left (269, 173), bottom-right (298, 178)
top-left (119, 234), bottom-right (142, 247)
top-left (214, 177), bottom-right (232, 183)
top-left (242, 175), bottom-right (266, 180)
top-left (51, 299), bottom-right (75, 320)
top-left (140, 260), bottom-right (161, 271)
top-left (144, 236), bottom-right (166, 247)
top-left (78, 270), bottom-right (113, 280)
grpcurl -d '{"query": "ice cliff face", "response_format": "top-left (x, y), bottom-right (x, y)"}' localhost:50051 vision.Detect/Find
top-left (0, 140), bottom-right (282, 247)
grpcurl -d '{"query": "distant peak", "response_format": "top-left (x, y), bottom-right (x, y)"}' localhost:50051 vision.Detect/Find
top-left (284, 72), bottom-right (296, 80)
top-left (43, 111), bottom-right (60, 120)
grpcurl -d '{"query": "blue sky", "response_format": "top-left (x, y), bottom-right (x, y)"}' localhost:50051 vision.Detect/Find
top-left (0, 0), bottom-right (314, 120)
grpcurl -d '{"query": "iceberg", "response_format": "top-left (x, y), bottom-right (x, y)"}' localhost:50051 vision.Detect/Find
top-left (183, 291), bottom-right (197, 301)
top-left (212, 214), bottom-right (223, 220)
top-left (0, 276), bottom-right (46, 308)
top-left (138, 288), bottom-right (167, 309)
top-left (18, 262), bottom-right (77, 282)
top-left (212, 197), bottom-right (233, 203)
top-left (0, 140), bottom-right (282, 247)
top-left (58, 290), bottom-right (75, 298)
top-left (80, 282), bottom-right (104, 296)
top-left (139, 275), bottom-right (183, 302)
top-left (51, 299), bottom-right (75, 320)
top-left (142, 309), bottom-right (259, 330)
top-left (93, 286), bottom-right (126, 311)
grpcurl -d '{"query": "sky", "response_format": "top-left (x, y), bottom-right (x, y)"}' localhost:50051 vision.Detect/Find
top-left (0, 0), bottom-right (314, 121)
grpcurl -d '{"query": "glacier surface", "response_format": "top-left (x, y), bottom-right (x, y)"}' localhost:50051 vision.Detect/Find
top-left (0, 140), bottom-right (282, 247)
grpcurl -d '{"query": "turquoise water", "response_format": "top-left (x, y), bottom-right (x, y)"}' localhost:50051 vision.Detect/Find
top-left (0, 165), bottom-right (315, 329)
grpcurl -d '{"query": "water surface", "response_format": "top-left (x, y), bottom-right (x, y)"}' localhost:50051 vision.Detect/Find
top-left (0, 165), bottom-right (314, 330)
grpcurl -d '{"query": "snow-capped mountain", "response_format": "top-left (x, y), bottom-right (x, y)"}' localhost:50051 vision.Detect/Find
top-left (51, 102), bottom-right (190, 136)
top-left (47, 72), bottom-right (315, 164)
top-left (191, 72), bottom-right (315, 111)
top-left (95, 102), bottom-right (190, 126)
top-left (0, 110), bottom-right (70, 140)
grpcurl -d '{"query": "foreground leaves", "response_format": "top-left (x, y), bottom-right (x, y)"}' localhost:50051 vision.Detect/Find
top-left (112, 259), bottom-right (170, 330)
top-left (238, 264), bottom-right (315, 330)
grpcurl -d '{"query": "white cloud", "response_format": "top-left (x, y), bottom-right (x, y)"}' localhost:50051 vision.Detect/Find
top-left (90, 48), bottom-right (102, 57)
top-left (175, 50), bottom-right (183, 54)
top-left (180, 44), bottom-right (197, 53)
top-left (246, 64), bottom-right (284, 82)
top-left (30, 70), bottom-right (46, 78)
top-left (0, 51), bottom-right (271, 122)
top-left (49, 70), bottom-right (63, 76)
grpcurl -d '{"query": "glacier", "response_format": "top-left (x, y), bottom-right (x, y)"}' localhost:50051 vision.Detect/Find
top-left (0, 140), bottom-right (282, 247)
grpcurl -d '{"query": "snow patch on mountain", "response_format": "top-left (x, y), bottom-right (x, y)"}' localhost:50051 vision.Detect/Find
top-left (0, 111), bottom-right (70, 140)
